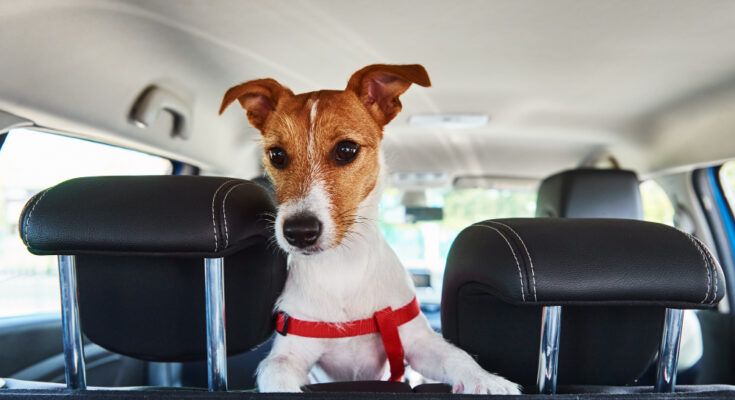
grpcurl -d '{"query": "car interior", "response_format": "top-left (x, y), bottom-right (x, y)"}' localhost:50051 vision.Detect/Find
top-left (2, 1), bottom-right (735, 399)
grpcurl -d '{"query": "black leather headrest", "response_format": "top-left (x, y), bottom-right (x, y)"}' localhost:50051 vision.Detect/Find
top-left (19, 176), bottom-right (273, 257)
top-left (442, 218), bottom-right (724, 389)
top-left (444, 218), bottom-right (724, 308)
top-left (19, 176), bottom-right (287, 362)
top-left (536, 168), bottom-right (643, 219)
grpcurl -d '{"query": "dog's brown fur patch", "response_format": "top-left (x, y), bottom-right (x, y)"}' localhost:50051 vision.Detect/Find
top-left (219, 64), bottom-right (430, 248)
top-left (261, 90), bottom-right (381, 244)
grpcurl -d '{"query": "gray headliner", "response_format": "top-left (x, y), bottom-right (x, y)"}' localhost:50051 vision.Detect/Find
top-left (2, 0), bottom-right (735, 180)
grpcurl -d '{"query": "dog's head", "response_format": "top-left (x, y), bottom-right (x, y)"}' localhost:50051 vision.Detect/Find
top-left (219, 64), bottom-right (430, 255)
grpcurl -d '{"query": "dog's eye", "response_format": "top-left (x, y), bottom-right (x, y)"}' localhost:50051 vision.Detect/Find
top-left (268, 147), bottom-right (288, 169)
top-left (333, 141), bottom-right (360, 165)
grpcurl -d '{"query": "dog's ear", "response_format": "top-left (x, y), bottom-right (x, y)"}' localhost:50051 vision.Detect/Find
top-left (346, 64), bottom-right (431, 126)
top-left (219, 78), bottom-right (294, 131)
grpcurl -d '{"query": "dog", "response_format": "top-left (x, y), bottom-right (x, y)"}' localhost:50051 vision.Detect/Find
top-left (219, 64), bottom-right (520, 395)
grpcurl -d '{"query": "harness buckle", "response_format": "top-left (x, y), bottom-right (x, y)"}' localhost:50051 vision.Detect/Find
top-left (277, 312), bottom-right (290, 336)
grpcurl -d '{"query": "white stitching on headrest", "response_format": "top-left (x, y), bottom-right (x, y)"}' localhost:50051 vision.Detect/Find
top-left (221, 182), bottom-right (249, 248)
top-left (683, 232), bottom-right (712, 304)
top-left (474, 224), bottom-right (526, 302)
top-left (486, 221), bottom-right (537, 301)
top-left (23, 188), bottom-right (52, 246)
top-left (692, 235), bottom-right (719, 304)
top-left (211, 180), bottom-right (236, 252)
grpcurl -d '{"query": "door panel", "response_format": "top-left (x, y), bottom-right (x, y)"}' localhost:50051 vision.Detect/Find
top-left (0, 314), bottom-right (147, 386)
top-left (0, 314), bottom-right (62, 377)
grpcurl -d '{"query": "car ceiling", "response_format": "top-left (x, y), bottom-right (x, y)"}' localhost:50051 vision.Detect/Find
top-left (2, 0), bottom-right (735, 181)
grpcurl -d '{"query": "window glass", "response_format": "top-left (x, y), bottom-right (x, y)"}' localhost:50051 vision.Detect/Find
top-left (640, 179), bottom-right (674, 226)
top-left (721, 161), bottom-right (735, 212)
top-left (379, 180), bottom-right (537, 305)
top-left (0, 128), bottom-right (172, 318)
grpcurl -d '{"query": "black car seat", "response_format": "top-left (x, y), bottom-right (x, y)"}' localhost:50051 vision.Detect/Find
top-left (536, 168), bottom-right (704, 384)
top-left (440, 218), bottom-right (728, 394)
top-left (9, 176), bottom-right (287, 391)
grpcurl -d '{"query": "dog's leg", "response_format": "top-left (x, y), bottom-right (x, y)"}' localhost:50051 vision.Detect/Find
top-left (256, 335), bottom-right (325, 392)
top-left (401, 317), bottom-right (521, 395)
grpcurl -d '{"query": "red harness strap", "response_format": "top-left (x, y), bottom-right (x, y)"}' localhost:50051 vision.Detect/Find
top-left (275, 297), bottom-right (420, 382)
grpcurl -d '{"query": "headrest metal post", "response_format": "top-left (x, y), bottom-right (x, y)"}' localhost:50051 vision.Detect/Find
top-left (655, 308), bottom-right (684, 392)
top-left (537, 306), bottom-right (561, 394)
top-left (57, 255), bottom-right (87, 390)
top-left (204, 257), bottom-right (228, 392)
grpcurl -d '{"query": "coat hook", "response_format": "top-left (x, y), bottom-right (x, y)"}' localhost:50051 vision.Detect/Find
top-left (129, 85), bottom-right (191, 139)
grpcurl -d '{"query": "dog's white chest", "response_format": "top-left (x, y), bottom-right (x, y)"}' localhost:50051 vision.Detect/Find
top-left (315, 334), bottom-right (388, 382)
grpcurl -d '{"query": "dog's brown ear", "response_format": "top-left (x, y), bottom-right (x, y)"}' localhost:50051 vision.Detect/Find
top-left (346, 64), bottom-right (431, 126)
top-left (219, 79), bottom-right (294, 131)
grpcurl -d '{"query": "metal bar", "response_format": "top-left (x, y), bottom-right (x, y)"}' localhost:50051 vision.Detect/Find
top-left (204, 257), bottom-right (228, 392)
top-left (57, 255), bottom-right (87, 390)
top-left (536, 306), bottom-right (562, 394)
top-left (655, 308), bottom-right (684, 393)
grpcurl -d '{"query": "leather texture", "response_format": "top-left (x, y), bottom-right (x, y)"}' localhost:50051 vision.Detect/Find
top-left (446, 288), bottom-right (663, 388)
top-left (19, 176), bottom-right (275, 257)
top-left (443, 218), bottom-right (725, 308)
top-left (76, 247), bottom-right (286, 362)
top-left (303, 381), bottom-right (414, 393)
top-left (411, 383), bottom-right (452, 393)
top-left (17, 175), bottom-right (287, 362)
top-left (441, 217), bottom-right (725, 389)
top-left (536, 168), bottom-right (643, 218)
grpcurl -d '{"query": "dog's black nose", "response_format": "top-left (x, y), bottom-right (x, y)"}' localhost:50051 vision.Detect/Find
top-left (283, 214), bottom-right (322, 248)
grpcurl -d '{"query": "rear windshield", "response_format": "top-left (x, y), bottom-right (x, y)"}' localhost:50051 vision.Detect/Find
top-left (379, 180), bottom-right (537, 305)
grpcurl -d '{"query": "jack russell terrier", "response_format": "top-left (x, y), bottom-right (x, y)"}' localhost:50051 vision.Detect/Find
top-left (219, 64), bottom-right (520, 395)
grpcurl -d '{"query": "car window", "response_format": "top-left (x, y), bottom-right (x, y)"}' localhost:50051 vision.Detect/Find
top-left (640, 179), bottom-right (674, 226)
top-left (379, 180), bottom-right (537, 305)
top-left (720, 161), bottom-right (735, 213)
top-left (380, 178), bottom-right (674, 305)
top-left (0, 128), bottom-right (172, 318)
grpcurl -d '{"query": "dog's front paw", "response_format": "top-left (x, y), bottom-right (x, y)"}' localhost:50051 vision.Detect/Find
top-left (452, 371), bottom-right (521, 395)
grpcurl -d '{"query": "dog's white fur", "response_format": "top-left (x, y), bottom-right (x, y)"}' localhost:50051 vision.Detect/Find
top-left (258, 147), bottom-right (521, 394)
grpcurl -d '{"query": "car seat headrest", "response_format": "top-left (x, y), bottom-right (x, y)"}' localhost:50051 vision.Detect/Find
top-left (442, 218), bottom-right (724, 390)
top-left (19, 176), bottom-right (287, 365)
top-left (536, 168), bottom-right (642, 219)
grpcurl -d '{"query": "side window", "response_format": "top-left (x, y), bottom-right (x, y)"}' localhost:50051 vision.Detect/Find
top-left (0, 129), bottom-right (172, 318)
top-left (721, 161), bottom-right (735, 212)
top-left (640, 179), bottom-right (675, 226)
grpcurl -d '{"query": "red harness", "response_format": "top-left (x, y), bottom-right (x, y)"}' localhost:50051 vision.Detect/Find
top-left (275, 297), bottom-right (421, 382)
